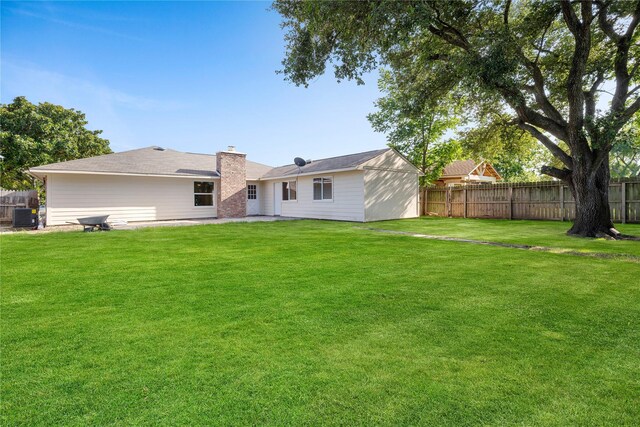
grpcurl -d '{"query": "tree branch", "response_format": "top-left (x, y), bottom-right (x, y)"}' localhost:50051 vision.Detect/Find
top-left (518, 122), bottom-right (573, 168)
top-left (628, 84), bottom-right (640, 98)
top-left (621, 95), bottom-right (640, 124)
top-left (561, 0), bottom-right (582, 36)
top-left (625, 0), bottom-right (640, 39)
top-left (562, 0), bottom-right (592, 150)
top-left (427, 25), bottom-right (470, 51)
top-left (581, 0), bottom-right (594, 25)
top-left (611, 0), bottom-right (640, 113)
top-left (523, 57), bottom-right (567, 125)
top-left (596, 0), bottom-right (620, 41)
top-left (591, 96), bottom-right (640, 173)
top-left (426, 4), bottom-right (471, 51)
top-left (504, 0), bottom-right (511, 28)
top-left (584, 71), bottom-right (605, 136)
top-left (541, 165), bottom-right (572, 181)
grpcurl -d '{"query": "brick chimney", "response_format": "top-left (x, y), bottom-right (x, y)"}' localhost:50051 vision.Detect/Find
top-left (216, 146), bottom-right (247, 218)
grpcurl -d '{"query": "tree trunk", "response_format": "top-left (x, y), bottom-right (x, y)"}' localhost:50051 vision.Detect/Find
top-left (567, 158), bottom-right (618, 238)
top-left (420, 186), bottom-right (427, 216)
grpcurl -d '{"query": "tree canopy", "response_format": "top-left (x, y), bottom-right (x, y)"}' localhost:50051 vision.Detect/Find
top-left (367, 70), bottom-right (462, 184)
top-left (610, 114), bottom-right (640, 177)
top-left (0, 96), bottom-right (111, 190)
top-left (274, 0), bottom-right (640, 237)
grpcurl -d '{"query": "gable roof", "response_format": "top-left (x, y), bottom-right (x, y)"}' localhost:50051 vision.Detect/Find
top-left (441, 159), bottom-right (478, 177)
top-left (29, 146), bottom-right (273, 180)
top-left (261, 148), bottom-right (391, 179)
top-left (440, 159), bottom-right (502, 180)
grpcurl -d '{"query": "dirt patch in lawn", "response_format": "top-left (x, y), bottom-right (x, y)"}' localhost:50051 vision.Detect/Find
top-left (359, 227), bottom-right (640, 263)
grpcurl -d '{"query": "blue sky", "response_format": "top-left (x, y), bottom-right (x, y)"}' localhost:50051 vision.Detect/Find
top-left (1, 1), bottom-right (387, 166)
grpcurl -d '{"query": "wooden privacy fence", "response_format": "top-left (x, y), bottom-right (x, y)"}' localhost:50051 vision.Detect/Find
top-left (423, 178), bottom-right (640, 224)
top-left (0, 189), bottom-right (39, 223)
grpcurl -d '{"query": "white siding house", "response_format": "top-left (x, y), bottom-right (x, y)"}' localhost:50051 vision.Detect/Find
top-left (29, 146), bottom-right (421, 225)
top-left (44, 173), bottom-right (218, 225)
top-left (265, 171), bottom-right (366, 222)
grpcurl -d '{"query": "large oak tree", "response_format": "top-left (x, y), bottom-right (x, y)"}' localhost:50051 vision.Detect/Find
top-left (273, 0), bottom-right (640, 238)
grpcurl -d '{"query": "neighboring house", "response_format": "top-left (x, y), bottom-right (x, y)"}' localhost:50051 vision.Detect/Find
top-left (434, 160), bottom-right (502, 186)
top-left (29, 146), bottom-right (421, 225)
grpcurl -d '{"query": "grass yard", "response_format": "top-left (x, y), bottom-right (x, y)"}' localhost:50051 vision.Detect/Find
top-left (377, 217), bottom-right (640, 257)
top-left (2, 219), bottom-right (639, 425)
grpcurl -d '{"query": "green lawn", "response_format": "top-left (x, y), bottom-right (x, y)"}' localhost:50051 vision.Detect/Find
top-left (2, 219), bottom-right (639, 425)
top-left (377, 217), bottom-right (640, 256)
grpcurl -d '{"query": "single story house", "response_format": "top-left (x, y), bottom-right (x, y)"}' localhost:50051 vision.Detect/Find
top-left (435, 160), bottom-right (502, 186)
top-left (29, 146), bottom-right (421, 226)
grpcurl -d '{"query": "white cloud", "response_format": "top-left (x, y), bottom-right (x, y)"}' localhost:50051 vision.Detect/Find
top-left (4, 4), bottom-right (144, 42)
top-left (1, 61), bottom-right (186, 151)
top-left (2, 61), bottom-right (185, 112)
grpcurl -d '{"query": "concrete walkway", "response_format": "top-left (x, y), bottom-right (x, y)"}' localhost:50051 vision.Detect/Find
top-left (112, 216), bottom-right (298, 230)
top-left (1, 216), bottom-right (298, 234)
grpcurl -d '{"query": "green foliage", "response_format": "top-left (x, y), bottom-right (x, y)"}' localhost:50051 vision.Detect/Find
top-left (0, 96), bottom-right (111, 190)
top-left (458, 112), bottom-right (549, 182)
top-left (367, 70), bottom-right (462, 184)
top-left (273, 0), bottom-right (640, 185)
top-left (610, 115), bottom-right (640, 177)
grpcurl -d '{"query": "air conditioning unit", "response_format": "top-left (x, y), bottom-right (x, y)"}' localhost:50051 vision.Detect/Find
top-left (13, 208), bottom-right (37, 228)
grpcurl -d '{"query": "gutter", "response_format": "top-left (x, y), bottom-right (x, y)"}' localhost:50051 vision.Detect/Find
top-left (258, 167), bottom-right (359, 181)
top-left (27, 169), bottom-right (220, 180)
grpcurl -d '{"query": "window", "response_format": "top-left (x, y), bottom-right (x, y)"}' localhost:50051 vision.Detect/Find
top-left (282, 181), bottom-right (297, 201)
top-left (313, 177), bottom-right (332, 200)
top-left (194, 181), bottom-right (214, 206)
top-left (247, 184), bottom-right (257, 200)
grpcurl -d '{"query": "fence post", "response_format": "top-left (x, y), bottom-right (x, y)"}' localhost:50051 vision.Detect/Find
top-left (621, 182), bottom-right (626, 224)
top-left (463, 187), bottom-right (467, 218)
top-left (446, 187), bottom-right (452, 217)
top-left (559, 183), bottom-right (564, 221)
top-left (508, 185), bottom-right (513, 220)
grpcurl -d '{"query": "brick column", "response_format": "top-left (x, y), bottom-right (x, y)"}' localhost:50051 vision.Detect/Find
top-left (216, 148), bottom-right (247, 218)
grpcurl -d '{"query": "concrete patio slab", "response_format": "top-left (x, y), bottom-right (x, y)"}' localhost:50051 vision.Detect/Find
top-left (0, 216), bottom-right (298, 234)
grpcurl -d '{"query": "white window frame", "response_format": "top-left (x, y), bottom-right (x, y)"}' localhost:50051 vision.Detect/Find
top-left (247, 184), bottom-right (257, 200)
top-left (194, 181), bottom-right (215, 207)
top-left (282, 180), bottom-right (297, 202)
top-left (313, 176), bottom-right (333, 202)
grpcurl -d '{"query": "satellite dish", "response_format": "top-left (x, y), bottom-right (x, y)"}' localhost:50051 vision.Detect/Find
top-left (294, 157), bottom-right (307, 167)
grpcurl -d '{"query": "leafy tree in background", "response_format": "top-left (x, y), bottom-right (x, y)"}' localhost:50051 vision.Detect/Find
top-left (367, 70), bottom-right (462, 213)
top-left (273, 0), bottom-right (640, 238)
top-left (458, 112), bottom-right (549, 182)
top-left (0, 96), bottom-right (111, 190)
top-left (610, 115), bottom-right (640, 177)
top-left (368, 70), bottom-right (462, 184)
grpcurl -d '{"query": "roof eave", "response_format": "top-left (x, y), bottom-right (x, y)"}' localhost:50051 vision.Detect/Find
top-left (259, 166), bottom-right (359, 181)
top-left (27, 169), bottom-right (220, 179)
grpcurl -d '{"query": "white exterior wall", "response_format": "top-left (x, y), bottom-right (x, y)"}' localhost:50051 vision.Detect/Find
top-left (362, 150), bottom-right (420, 222)
top-left (46, 173), bottom-right (217, 225)
top-left (268, 171), bottom-right (365, 222)
top-left (259, 181), bottom-right (274, 216)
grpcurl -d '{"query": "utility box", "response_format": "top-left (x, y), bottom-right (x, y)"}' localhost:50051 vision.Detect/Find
top-left (13, 208), bottom-right (37, 228)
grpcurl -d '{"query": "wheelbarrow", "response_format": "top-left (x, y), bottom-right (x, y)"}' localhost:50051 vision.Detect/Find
top-left (74, 215), bottom-right (112, 232)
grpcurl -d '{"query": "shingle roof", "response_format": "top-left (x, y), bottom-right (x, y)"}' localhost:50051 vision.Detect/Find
top-left (440, 159), bottom-right (478, 177)
top-left (261, 148), bottom-right (390, 179)
top-left (29, 146), bottom-right (274, 180)
top-left (29, 146), bottom-right (392, 180)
